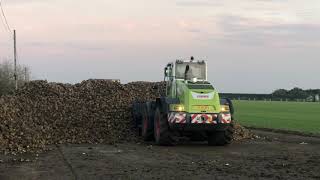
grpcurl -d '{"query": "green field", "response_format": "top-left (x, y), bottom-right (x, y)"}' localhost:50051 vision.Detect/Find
top-left (233, 100), bottom-right (320, 134)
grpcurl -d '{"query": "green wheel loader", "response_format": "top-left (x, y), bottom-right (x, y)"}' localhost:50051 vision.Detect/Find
top-left (133, 57), bottom-right (235, 146)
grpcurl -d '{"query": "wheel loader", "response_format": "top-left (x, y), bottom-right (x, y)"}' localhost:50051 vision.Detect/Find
top-left (133, 57), bottom-right (234, 146)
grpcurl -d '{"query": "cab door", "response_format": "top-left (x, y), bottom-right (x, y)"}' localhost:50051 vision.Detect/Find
top-left (164, 63), bottom-right (176, 98)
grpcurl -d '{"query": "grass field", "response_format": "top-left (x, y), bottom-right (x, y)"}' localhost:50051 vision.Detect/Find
top-left (233, 100), bottom-right (320, 134)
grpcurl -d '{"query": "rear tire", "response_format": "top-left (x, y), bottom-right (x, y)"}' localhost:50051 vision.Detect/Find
top-left (154, 107), bottom-right (172, 145)
top-left (208, 123), bottom-right (234, 146)
top-left (132, 102), bottom-right (143, 136)
top-left (142, 105), bottom-right (154, 141)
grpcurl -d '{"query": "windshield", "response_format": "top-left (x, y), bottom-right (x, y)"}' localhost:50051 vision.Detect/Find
top-left (175, 62), bottom-right (206, 80)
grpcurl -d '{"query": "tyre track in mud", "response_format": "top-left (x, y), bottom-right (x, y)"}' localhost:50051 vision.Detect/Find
top-left (56, 145), bottom-right (78, 180)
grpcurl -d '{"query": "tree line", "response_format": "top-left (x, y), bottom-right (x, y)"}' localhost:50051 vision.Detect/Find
top-left (272, 88), bottom-right (320, 101)
top-left (0, 60), bottom-right (30, 96)
top-left (221, 88), bottom-right (320, 102)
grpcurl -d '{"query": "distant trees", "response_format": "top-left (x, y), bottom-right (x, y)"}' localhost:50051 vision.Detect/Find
top-left (288, 87), bottom-right (308, 99)
top-left (272, 87), bottom-right (319, 101)
top-left (272, 89), bottom-right (288, 98)
top-left (221, 87), bottom-right (320, 102)
top-left (0, 60), bottom-right (30, 95)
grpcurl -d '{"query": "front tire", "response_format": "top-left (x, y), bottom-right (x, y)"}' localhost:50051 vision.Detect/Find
top-left (190, 132), bottom-right (206, 142)
top-left (208, 123), bottom-right (234, 146)
top-left (154, 107), bottom-right (172, 145)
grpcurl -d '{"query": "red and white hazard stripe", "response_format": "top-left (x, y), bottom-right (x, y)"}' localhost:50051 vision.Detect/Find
top-left (168, 113), bottom-right (186, 124)
top-left (191, 114), bottom-right (217, 124)
top-left (168, 113), bottom-right (231, 124)
top-left (220, 113), bottom-right (231, 124)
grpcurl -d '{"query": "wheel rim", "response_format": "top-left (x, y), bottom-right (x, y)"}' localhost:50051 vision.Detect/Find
top-left (156, 113), bottom-right (161, 139)
top-left (143, 113), bottom-right (148, 135)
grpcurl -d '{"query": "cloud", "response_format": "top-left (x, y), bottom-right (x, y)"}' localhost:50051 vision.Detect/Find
top-left (187, 29), bottom-right (201, 33)
top-left (23, 41), bottom-right (111, 52)
top-left (4, 0), bottom-right (46, 4)
top-left (176, 1), bottom-right (221, 7)
top-left (207, 15), bottom-right (320, 48)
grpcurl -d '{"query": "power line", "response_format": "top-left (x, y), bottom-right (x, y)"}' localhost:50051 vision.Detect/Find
top-left (0, 0), bottom-right (11, 31)
top-left (0, 13), bottom-right (8, 32)
top-left (0, 6), bottom-right (9, 32)
top-left (0, 0), bottom-right (11, 32)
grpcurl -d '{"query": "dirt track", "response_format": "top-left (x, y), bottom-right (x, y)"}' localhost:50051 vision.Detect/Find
top-left (0, 130), bottom-right (319, 180)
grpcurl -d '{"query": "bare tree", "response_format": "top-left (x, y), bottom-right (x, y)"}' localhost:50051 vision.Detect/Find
top-left (0, 59), bottom-right (31, 95)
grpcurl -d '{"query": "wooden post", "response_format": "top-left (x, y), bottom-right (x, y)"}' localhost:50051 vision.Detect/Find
top-left (13, 30), bottom-right (17, 90)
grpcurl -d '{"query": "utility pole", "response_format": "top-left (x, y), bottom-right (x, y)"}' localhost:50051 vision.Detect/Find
top-left (24, 67), bottom-right (27, 81)
top-left (13, 29), bottom-right (17, 90)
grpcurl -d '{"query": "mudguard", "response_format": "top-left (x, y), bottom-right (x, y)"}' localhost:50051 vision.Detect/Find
top-left (156, 97), bottom-right (180, 113)
top-left (220, 98), bottom-right (235, 115)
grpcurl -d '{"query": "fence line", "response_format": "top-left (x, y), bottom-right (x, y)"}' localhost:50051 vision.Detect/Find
top-left (230, 97), bottom-right (320, 103)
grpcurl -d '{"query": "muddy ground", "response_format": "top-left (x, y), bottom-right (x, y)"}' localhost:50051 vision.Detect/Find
top-left (0, 130), bottom-right (319, 180)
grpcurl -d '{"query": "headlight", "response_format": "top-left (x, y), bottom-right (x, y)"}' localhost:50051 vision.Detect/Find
top-left (173, 104), bottom-right (185, 112)
top-left (220, 105), bottom-right (230, 112)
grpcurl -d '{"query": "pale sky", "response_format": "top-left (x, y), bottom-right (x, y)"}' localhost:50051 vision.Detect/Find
top-left (0, 0), bottom-right (319, 93)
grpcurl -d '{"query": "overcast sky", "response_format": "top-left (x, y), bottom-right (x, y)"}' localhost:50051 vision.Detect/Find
top-left (0, 0), bottom-right (319, 93)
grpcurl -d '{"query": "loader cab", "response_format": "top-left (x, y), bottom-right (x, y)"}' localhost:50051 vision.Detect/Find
top-left (164, 59), bottom-right (208, 97)
top-left (164, 60), bottom-right (207, 82)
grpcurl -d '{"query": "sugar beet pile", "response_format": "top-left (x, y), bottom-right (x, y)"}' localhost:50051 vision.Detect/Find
top-left (0, 80), bottom-right (251, 154)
